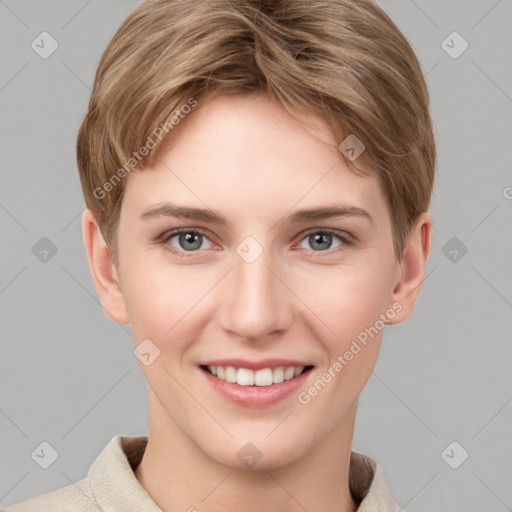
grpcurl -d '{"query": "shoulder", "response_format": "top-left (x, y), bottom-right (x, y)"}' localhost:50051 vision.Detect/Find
top-left (3, 434), bottom-right (149, 512)
top-left (3, 476), bottom-right (98, 512)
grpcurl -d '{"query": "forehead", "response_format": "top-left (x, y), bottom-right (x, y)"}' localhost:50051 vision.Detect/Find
top-left (121, 92), bottom-right (388, 225)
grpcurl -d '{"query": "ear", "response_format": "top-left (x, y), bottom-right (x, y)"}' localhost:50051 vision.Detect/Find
top-left (81, 208), bottom-right (130, 324)
top-left (386, 211), bottom-right (432, 324)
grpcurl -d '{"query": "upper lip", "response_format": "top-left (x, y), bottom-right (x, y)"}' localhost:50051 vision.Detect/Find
top-left (200, 358), bottom-right (314, 371)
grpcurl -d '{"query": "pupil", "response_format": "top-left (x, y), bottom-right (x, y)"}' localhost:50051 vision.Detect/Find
top-left (311, 233), bottom-right (331, 251)
top-left (181, 232), bottom-right (201, 250)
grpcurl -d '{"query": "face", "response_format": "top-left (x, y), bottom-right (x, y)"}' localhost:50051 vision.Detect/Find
top-left (110, 92), bottom-right (403, 469)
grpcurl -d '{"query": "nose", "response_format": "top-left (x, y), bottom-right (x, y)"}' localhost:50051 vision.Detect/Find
top-left (219, 243), bottom-right (294, 343)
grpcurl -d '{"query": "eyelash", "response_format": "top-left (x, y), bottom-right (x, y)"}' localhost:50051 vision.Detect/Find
top-left (158, 227), bottom-right (354, 259)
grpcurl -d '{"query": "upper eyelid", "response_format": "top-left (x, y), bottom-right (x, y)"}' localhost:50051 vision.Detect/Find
top-left (161, 227), bottom-right (213, 241)
top-left (159, 227), bottom-right (215, 247)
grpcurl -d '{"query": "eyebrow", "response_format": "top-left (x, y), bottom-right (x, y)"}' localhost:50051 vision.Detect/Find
top-left (139, 202), bottom-right (374, 226)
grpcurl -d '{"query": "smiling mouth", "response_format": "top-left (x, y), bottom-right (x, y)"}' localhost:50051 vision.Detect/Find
top-left (200, 364), bottom-right (314, 387)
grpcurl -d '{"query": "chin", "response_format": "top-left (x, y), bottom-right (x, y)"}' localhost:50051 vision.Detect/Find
top-left (205, 434), bottom-right (308, 472)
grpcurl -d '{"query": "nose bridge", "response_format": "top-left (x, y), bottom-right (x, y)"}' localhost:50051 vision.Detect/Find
top-left (221, 240), bottom-right (291, 341)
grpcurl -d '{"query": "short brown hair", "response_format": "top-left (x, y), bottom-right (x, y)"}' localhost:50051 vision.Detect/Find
top-left (77, 0), bottom-right (436, 267)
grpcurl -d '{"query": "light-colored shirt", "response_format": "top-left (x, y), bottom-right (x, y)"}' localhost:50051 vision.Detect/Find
top-left (4, 435), bottom-right (401, 511)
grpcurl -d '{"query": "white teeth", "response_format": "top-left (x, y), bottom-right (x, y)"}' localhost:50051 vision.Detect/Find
top-left (206, 365), bottom-right (308, 386)
top-left (284, 367), bottom-right (295, 380)
top-left (237, 368), bottom-right (255, 386)
top-left (273, 366), bottom-right (284, 384)
top-left (294, 367), bottom-right (304, 377)
top-left (254, 368), bottom-right (273, 386)
top-left (225, 366), bottom-right (237, 383)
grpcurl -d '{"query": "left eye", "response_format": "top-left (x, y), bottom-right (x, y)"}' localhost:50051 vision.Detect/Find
top-left (297, 229), bottom-right (347, 252)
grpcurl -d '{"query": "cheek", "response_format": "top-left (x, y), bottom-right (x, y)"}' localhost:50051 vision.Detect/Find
top-left (120, 251), bottom-right (213, 356)
top-left (305, 262), bottom-right (389, 337)
top-left (319, 265), bottom-right (392, 394)
top-left (297, 261), bottom-right (391, 391)
top-left (121, 244), bottom-right (174, 308)
top-left (296, 269), bottom-right (387, 416)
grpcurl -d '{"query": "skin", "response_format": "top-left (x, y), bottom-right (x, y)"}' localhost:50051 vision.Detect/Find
top-left (82, 91), bottom-right (432, 512)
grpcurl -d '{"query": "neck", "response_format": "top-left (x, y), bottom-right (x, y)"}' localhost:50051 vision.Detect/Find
top-left (135, 392), bottom-right (360, 512)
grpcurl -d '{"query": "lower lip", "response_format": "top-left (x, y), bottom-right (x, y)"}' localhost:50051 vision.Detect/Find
top-left (200, 366), bottom-right (313, 407)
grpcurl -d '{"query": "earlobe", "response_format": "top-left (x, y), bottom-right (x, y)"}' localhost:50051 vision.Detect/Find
top-left (81, 208), bottom-right (130, 324)
top-left (386, 212), bottom-right (432, 325)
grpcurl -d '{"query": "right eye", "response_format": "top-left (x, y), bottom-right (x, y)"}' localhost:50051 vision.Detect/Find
top-left (160, 228), bottom-right (215, 257)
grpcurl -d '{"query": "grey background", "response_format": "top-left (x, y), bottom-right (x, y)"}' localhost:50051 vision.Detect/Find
top-left (1, 0), bottom-right (511, 510)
